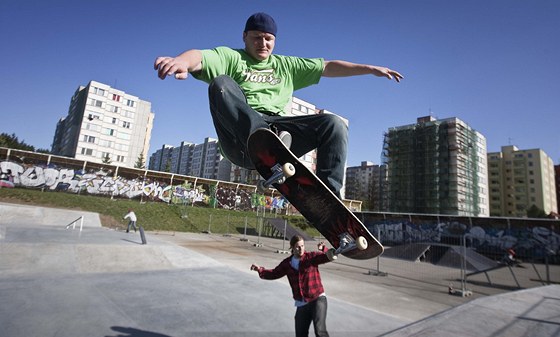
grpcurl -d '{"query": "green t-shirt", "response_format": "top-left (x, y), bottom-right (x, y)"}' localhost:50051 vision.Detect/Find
top-left (192, 46), bottom-right (324, 115)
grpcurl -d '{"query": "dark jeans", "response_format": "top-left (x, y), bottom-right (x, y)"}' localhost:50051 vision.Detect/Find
top-left (295, 296), bottom-right (329, 337)
top-left (208, 75), bottom-right (348, 198)
top-left (126, 221), bottom-right (137, 233)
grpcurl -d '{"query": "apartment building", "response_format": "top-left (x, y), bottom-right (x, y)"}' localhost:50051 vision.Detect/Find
top-left (488, 145), bottom-right (557, 217)
top-left (148, 137), bottom-right (231, 181)
top-left (52, 80), bottom-right (154, 168)
top-left (345, 161), bottom-right (388, 211)
top-left (148, 144), bottom-right (174, 172)
top-left (383, 116), bottom-right (489, 216)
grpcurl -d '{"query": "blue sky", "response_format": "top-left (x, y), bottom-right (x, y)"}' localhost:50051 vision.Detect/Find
top-left (1, 0), bottom-right (559, 166)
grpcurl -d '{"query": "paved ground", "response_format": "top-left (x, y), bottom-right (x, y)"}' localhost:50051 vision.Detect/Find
top-left (1, 202), bottom-right (559, 337)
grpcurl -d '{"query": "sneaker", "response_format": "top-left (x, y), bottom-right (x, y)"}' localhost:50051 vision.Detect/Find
top-left (278, 131), bottom-right (292, 149)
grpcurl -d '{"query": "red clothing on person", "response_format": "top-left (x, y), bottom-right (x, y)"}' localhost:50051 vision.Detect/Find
top-left (257, 251), bottom-right (330, 303)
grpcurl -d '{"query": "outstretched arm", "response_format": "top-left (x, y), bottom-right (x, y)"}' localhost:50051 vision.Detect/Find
top-left (322, 60), bottom-right (403, 82)
top-left (250, 263), bottom-right (288, 280)
top-left (154, 49), bottom-right (203, 80)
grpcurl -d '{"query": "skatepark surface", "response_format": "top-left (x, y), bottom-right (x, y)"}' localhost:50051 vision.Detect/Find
top-left (1, 202), bottom-right (559, 337)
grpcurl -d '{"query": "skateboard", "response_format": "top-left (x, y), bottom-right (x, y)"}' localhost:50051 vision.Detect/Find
top-left (139, 225), bottom-right (147, 245)
top-left (248, 128), bottom-right (383, 260)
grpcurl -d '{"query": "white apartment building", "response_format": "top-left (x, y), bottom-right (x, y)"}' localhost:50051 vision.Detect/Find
top-left (52, 80), bottom-right (154, 168)
top-left (488, 145), bottom-right (558, 217)
top-left (149, 137), bottom-right (231, 181)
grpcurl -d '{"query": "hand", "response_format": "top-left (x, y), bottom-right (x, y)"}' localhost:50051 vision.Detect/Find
top-left (250, 264), bottom-right (260, 272)
top-left (372, 66), bottom-right (403, 82)
top-left (154, 56), bottom-right (190, 80)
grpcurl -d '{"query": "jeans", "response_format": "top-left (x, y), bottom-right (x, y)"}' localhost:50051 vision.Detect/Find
top-left (126, 221), bottom-right (137, 233)
top-left (208, 75), bottom-right (348, 198)
top-left (295, 296), bottom-right (329, 337)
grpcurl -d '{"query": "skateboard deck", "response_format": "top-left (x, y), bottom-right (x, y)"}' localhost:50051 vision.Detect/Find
top-left (139, 226), bottom-right (147, 245)
top-left (248, 128), bottom-right (383, 260)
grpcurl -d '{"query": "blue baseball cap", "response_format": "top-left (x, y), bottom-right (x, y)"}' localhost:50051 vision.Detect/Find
top-left (244, 12), bottom-right (277, 36)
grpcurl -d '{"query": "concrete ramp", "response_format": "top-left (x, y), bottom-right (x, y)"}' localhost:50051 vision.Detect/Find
top-left (382, 243), bottom-right (431, 262)
top-left (382, 243), bottom-right (499, 271)
top-left (0, 202), bottom-right (101, 228)
top-left (0, 206), bottom-right (405, 337)
top-left (382, 285), bottom-right (560, 337)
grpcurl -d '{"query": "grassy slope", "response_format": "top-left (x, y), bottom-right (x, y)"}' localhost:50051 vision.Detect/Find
top-left (0, 188), bottom-right (318, 236)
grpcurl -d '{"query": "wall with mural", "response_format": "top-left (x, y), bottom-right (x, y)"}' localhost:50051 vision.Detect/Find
top-left (0, 159), bottom-right (287, 211)
top-left (361, 213), bottom-right (559, 262)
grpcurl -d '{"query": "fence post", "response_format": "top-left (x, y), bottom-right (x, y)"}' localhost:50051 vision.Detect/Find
top-left (369, 227), bottom-right (387, 276)
top-left (276, 219), bottom-right (289, 254)
top-left (254, 207), bottom-right (263, 247)
top-left (240, 216), bottom-right (249, 241)
top-left (224, 214), bottom-right (231, 237)
top-left (458, 234), bottom-right (472, 297)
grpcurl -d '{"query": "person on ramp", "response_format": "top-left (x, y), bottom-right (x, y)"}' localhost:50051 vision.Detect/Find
top-left (251, 235), bottom-right (336, 337)
top-left (154, 12), bottom-right (403, 199)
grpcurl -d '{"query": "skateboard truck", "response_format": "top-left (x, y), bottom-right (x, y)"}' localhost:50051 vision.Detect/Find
top-left (261, 163), bottom-right (296, 188)
top-left (328, 233), bottom-right (368, 260)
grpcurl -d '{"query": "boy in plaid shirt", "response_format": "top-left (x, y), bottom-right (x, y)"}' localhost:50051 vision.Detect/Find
top-left (251, 235), bottom-right (336, 337)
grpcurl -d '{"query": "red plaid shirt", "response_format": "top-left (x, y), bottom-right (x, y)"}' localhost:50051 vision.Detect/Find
top-left (258, 251), bottom-right (331, 302)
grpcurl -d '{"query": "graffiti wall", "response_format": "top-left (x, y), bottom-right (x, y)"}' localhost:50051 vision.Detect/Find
top-left (0, 160), bottom-right (287, 211)
top-left (361, 213), bottom-right (560, 261)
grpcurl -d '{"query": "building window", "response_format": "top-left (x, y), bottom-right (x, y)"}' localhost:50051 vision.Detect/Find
top-left (80, 148), bottom-right (93, 156)
top-left (122, 121), bottom-right (131, 128)
top-left (126, 99), bottom-right (135, 107)
top-left (112, 117), bottom-right (117, 124)
top-left (107, 105), bottom-right (119, 113)
top-left (117, 132), bottom-right (130, 140)
top-left (115, 143), bottom-right (129, 151)
top-left (103, 128), bottom-right (116, 136)
top-left (83, 135), bottom-right (96, 143)
top-left (112, 94), bottom-right (121, 102)
top-left (87, 112), bottom-right (101, 121)
top-left (122, 110), bottom-right (135, 119)
top-left (89, 99), bottom-right (103, 107)
top-left (99, 140), bottom-right (113, 147)
top-left (92, 87), bottom-right (105, 96)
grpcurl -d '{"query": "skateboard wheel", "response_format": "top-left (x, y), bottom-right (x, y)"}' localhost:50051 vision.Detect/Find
top-left (282, 163), bottom-right (296, 177)
top-left (356, 236), bottom-right (368, 250)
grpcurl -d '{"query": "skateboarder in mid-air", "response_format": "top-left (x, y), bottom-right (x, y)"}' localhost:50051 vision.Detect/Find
top-left (154, 12), bottom-right (403, 200)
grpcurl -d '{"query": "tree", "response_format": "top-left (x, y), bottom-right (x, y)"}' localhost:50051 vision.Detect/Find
top-left (135, 153), bottom-right (146, 169)
top-left (0, 133), bottom-right (35, 151)
top-left (527, 204), bottom-right (547, 218)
